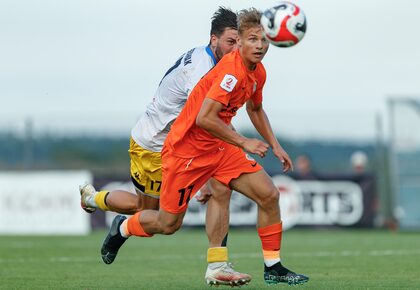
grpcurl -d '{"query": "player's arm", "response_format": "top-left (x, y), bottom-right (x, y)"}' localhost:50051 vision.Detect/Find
top-left (196, 97), bottom-right (269, 158)
top-left (246, 99), bottom-right (293, 172)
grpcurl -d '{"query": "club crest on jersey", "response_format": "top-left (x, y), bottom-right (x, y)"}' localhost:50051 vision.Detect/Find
top-left (220, 74), bottom-right (237, 92)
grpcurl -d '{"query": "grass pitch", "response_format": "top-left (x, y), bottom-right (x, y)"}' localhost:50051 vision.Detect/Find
top-left (1, 228), bottom-right (419, 289)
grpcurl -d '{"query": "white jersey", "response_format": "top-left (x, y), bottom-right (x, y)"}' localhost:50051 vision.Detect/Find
top-left (131, 45), bottom-right (217, 152)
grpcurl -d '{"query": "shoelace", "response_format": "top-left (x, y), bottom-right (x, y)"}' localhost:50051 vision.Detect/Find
top-left (220, 262), bottom-right (239, 274)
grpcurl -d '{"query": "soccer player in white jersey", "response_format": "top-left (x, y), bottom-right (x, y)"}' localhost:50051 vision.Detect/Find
top-left (80, 7), bottom-right (251, 287)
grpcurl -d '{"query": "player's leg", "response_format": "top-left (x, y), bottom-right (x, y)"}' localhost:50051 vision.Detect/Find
top-left (215, 145), bottom-right (308, 285)
top-left (138, 193), bottom-right (159, 210)
top-left (104, 178), bottom-right (161, 212)
top-left (204, 178), bottom-right (252, 286)
top-left (100, 192), bottom-right (179, 264)
top-left (80, 182), bottom-right (160, 214)
top-left (205, 179), bottom-right (231, 248)
top-left (80, 139), bottom-right (161, 214)
top-left (229, 171), bottom-right (309, 285)
top-left (101, 149), bottom-right (212, 264)
top-left (128, 138), bottom-right (162, 211)
top-left (80, 183), bottom-right (139, 214)
top-left (101, 208), bottom-right (185, 264)
top-left (79, 138), bottom-right (142, 214)
top-left (230, 170), bottom-right (280, 226)
top-left (82, 185), bottom-right (160, 214)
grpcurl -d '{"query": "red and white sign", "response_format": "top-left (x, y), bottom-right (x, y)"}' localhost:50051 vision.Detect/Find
top-left (220, 74), bottom-right (237, 92)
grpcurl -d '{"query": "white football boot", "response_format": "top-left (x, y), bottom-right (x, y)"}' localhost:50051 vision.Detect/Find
top-left (205, 262), bottom-right (252, 287)
top-left (79, 183), bottom-right (97, 213)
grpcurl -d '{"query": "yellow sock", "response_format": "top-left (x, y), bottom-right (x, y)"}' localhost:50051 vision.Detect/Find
top-left (207, 247), bottom-right (228, 263)
top-left (94, 191), bottom-right (110, 211)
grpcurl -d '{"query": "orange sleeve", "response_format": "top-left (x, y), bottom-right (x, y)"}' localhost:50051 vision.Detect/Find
top-left (250, 64), bottom-right (266, 106)
top-left (206, 65), bottom-right (240, 106)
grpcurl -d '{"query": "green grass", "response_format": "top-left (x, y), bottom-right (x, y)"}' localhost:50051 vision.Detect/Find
top-left (1, 228), bottom-right (419, 289)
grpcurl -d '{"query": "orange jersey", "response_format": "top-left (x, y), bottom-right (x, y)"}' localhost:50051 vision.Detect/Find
top-left (165, 50), bottom-right (266, 158)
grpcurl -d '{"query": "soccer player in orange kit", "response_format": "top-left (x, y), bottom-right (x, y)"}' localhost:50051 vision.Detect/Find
top-left (101, 8), bottom-right (309, 286)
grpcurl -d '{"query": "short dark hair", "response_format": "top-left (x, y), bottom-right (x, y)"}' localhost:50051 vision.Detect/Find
top-left (210, 7), bottom-right (238, 37)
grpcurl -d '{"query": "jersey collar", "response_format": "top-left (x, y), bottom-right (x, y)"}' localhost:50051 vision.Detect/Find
top-left (205, 45), bottom-right (218, 65)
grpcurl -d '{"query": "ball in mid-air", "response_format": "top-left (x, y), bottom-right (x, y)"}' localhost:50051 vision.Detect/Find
top-left (261, 1), bottom-right (307, 47)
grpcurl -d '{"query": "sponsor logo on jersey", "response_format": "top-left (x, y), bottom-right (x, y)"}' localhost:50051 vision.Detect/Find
top-left (220, 74), bottom-right (238, 92)
top-left (183, 48), bottom-right (195, 66)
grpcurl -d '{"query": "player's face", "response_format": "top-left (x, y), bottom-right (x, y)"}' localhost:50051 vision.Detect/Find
top-left (212, 28), bottom-right (238, 61)
top-left (238, 26), bottom-right (269, 70)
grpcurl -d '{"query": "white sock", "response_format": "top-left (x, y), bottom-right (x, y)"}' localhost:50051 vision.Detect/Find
top-left (264, 258), bottom-right (281, 267)
top-left (119, 220), bottom-right (131, 238)
top-left (85, 193), bottom-right (98, 208)
top-left (208, 262), bottom-right (226, 270)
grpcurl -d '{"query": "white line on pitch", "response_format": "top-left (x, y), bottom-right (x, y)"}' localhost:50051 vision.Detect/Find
top-left (1, 249), bottom-right (420, 264)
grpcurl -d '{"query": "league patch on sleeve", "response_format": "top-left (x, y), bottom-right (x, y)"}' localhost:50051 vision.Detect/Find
top-left (220, 74), bottom-right (238, 92)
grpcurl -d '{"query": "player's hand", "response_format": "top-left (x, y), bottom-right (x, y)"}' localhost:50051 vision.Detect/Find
top-left (195, 184), bottom-right (213, 204)
top-left (241, 138), bottom-right (269, 158)
top-left (272, 145), bottom-right (293, 172)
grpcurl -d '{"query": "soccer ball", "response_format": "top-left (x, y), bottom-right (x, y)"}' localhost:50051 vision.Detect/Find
top-left (261, 2), bottom-right (307, 47)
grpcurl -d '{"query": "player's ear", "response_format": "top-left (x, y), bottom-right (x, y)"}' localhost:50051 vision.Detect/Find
top-left (209, 34), bottom-right (218, 47)
top-left (237, 36), bottom-right (243, 48)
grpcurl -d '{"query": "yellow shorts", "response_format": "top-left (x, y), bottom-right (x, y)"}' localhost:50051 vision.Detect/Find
top-left (129, 138), bottom-right (162, 198)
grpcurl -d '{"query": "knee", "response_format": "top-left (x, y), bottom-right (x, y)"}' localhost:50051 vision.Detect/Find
top-left (258, 187), bottom-right (279, 208)
top-left (160, 218), bottom-right (183, 235)
top-left (211, 187), bottom-right (232, 202)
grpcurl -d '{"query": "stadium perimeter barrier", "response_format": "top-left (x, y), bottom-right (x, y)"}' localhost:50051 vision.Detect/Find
top-left (0, 171), bottom-right (376, 235)
top-left (0, 170), bottom-right (92, 235)
top-left (92, 173), bottom-right (377, 231)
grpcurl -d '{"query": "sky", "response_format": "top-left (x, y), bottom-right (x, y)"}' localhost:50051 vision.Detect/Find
top-left (1, 0), bottom-right (419, 141)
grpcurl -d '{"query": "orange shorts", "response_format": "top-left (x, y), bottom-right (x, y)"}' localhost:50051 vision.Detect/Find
top-left (160, 143), bottom-right (262, 214)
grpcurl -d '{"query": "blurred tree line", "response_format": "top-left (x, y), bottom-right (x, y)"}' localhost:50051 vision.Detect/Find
top-left (0, 129), bottom-right (374, 178)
